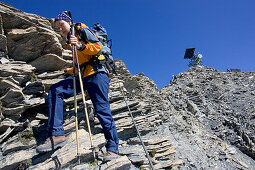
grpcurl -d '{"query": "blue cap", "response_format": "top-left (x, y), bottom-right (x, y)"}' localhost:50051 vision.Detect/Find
top-left (55, 11), bottom-right (72, 22)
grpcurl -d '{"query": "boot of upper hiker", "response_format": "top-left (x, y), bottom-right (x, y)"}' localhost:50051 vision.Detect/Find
top-left (103, 151), bottom-right (119, 162)
top-left (36, 136), bottom-right (67, 153)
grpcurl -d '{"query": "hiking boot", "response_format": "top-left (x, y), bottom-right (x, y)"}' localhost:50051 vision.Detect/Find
top-left (103, 151), bottom-right (119, 162)
top-left (36, 136), bottom-right (67, 153)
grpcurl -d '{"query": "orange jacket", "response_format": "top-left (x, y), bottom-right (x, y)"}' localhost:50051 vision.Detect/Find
top-left (66, 23), bottom-right (102, 77)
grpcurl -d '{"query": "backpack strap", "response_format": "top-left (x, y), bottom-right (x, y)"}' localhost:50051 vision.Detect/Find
top-left (74, 25), bottom-right (87, 43)
top-left (74, 24), bottom-right (99, 44)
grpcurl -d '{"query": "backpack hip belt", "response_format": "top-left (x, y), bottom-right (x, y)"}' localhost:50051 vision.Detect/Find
top-left (79, 55), bottom-right (106, 76)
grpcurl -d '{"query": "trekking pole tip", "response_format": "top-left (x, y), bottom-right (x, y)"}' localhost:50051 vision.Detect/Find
top-left (76, 153), bottom-right (81, 164)
top-left (89, 145), bottom-right (98, 163)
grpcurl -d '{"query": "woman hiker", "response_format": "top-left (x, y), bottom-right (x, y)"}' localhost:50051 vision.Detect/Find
top-left (36, 11), bottom-right (119, 162)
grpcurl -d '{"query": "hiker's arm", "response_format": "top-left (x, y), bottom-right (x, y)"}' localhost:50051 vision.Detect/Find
top-left (69, 35), bottom-right (101, 55)
top-left (65, 36), bottom-right (101, 75)
top-left (64, 35), bottom-right (77, 75)
top-left (79, 41), bottom-right (101, 56)
top-left (64, 67), bottom-right (76, 75)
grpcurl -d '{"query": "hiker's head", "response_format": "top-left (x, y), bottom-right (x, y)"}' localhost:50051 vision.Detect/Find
top-left (54, 11), bottom-right (72, 36)
top-left (55, 20), bottom-right (71, 36)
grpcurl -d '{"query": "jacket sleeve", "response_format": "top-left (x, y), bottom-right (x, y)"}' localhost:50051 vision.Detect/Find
top-left (66, 67), bottom-right (74, 75)
top-left (79, 41), bottom-right (101, 56)
top-left (79, 41), bottom-right (101, 55)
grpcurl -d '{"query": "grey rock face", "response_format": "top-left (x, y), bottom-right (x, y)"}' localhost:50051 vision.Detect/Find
top-left (0, 15), bottom-right (7, 55)
top-left (29, 54), bottom-right (69, 73)
top-left (0, 61), bottom-right (36, 120)
top-left (0, 14), bottom-right (3, 34)
top-left (0, 1), bottom-right (63, 72)
top-left (160, 66), bottom-right (255, 169)
top-left (22, 81), bottom-right (45, 96)
top-left (0, 34), bottom-right (7, 52)
top-left (0, 60), bottom-right (35, 85)
top-left (7, 27), bottom-right (62, 62)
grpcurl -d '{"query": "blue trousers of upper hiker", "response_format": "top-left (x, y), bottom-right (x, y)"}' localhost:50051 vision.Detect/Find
top-left (47, 72), bottom-right (119, 153)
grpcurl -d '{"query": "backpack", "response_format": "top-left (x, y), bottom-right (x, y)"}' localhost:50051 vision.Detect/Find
top-left (75, 23), bottom-right (116, 74)
top-left (92, 23), bottom-right (116, 74)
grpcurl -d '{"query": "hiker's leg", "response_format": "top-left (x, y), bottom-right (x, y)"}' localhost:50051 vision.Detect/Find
top-left (85, 72), bottom-right (119, 154)
top-left (47, 75), bottom-right (81, 136)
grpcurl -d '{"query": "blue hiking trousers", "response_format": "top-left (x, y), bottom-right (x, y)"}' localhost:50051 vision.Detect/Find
top-left (47, 72), bottom-right (119, 154)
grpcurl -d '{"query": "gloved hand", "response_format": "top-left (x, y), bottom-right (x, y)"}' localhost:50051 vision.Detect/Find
top-left (69, 35), bottom-right (80, 48)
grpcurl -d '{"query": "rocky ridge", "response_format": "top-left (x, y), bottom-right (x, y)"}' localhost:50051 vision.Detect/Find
top-left (159, 66), bottom-right (255, 169)
top-left (0, 2), bottom-right (255, 170)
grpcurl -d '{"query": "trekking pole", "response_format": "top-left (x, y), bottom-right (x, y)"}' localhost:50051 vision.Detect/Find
top-left (66, 11), bottom-right (96, 162)
top-left (111, 69), bottom-right (155, 170)
top-left (72, 39), bottom-right (80, 164)
top-left (65, 10), bottom-right (81, 164)
top-left (71, 24), bottom-right (96, 162)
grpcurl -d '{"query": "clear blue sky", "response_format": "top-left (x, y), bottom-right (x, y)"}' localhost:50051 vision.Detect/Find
top-left (3, 0), bottom-right (255, 89)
